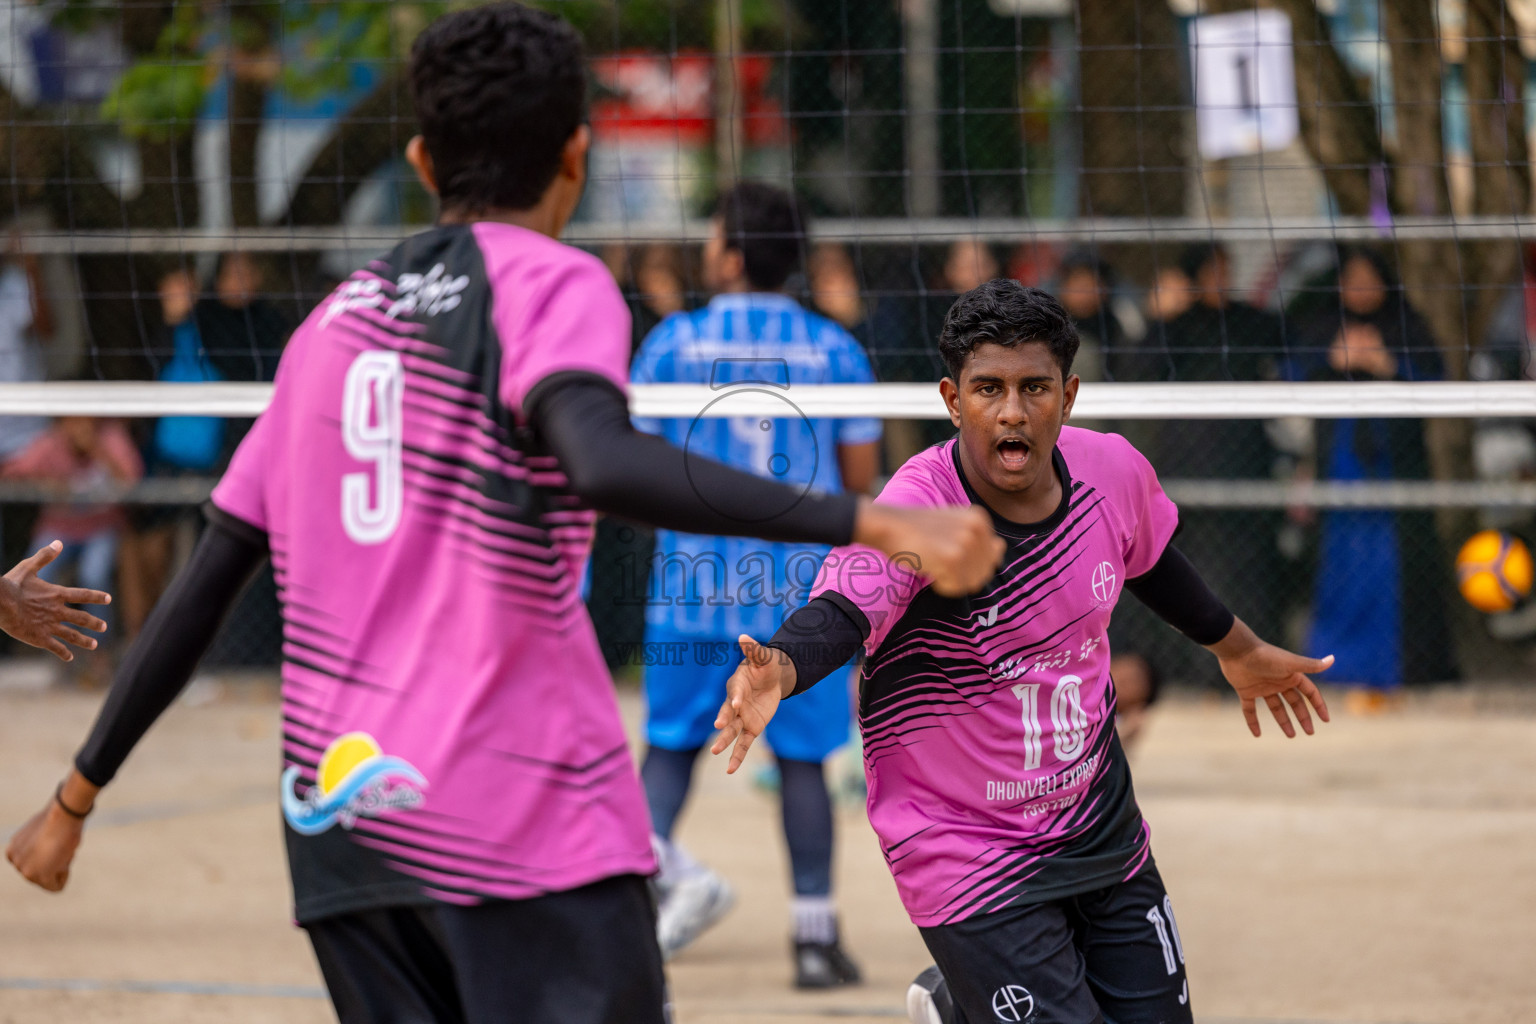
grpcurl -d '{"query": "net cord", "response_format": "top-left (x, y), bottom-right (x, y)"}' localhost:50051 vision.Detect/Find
top-left (11, 215), bottom-right (1536, 254)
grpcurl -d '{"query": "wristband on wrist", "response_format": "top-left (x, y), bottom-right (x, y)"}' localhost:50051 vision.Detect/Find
top-left (53, 782), bottom-right (91, 820)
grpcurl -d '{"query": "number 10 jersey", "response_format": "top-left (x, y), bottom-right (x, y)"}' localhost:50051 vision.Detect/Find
top-left (810, 430), bottom-right (1180, 927)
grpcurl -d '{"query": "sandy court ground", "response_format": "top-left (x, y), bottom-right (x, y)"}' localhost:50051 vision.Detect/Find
top-left (1, 672), bottom-right (1535, 1024)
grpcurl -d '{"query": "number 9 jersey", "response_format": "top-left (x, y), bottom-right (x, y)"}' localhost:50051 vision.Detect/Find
top-left (809, 430), bottom-right (1180, 927)
top-left (210, 223), bottom-right (656, 924)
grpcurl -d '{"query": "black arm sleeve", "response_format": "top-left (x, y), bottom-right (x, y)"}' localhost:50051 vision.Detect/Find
top-left (74, 507), bottom-right (269, 787)
top-left (1124, 544), bottom-right (1235, 646)
top-left (526, 372), bottom-right (859, 546)
top-left (765, 593), bottom-right (871, 697)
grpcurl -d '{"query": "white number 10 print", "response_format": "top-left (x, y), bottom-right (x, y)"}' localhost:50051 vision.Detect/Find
top-left (341, 351), bottom-right (403, 544)
top-left (1011, 674), bottom-right (1090, 768)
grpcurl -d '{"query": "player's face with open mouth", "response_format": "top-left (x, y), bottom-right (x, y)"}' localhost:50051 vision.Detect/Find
top-left (943, 341), bottom-right (1077, 502)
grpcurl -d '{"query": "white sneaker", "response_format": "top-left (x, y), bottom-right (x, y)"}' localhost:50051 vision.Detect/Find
top-left (656, 869), bottom-right (735, 959)
top-left (906, 965), bottom-right (955, 1024)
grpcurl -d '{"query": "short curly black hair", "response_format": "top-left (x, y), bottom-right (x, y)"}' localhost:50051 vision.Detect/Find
top-left (714, 181), bottom-right (807, 291)
top-left (409, 3), bottom-right (588, 213)
top-left (937, 279), bottom-right (1080, 379)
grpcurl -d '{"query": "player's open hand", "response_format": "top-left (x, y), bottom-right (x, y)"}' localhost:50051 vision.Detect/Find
top-left (0, 541), bottom-right (110, 662)
top-left (1209, 619), bottom-right (1332, 738)
top-left (7, 797), bottom-right (86, 892)
top-left (854, 501), bottom-right (1003, 597)
top-left (710, 635), bottom-right (793, 774)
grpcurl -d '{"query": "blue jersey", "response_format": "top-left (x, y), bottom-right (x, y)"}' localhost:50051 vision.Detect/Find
top-left (632, 293), bottom-right (882, 639)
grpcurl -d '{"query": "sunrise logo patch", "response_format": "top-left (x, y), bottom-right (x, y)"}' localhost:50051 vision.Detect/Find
top-left (281, 732), bottom-right (427, 835)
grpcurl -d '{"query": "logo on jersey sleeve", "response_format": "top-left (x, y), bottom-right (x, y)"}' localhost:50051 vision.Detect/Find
top-left (281, 732), bottom-right (427, 835)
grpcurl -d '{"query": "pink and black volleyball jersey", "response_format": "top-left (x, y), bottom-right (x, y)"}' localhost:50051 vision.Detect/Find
top-left (811, 429), bottom-right (1179, 926)
top-left (211, 223), bottom-right (655, 922)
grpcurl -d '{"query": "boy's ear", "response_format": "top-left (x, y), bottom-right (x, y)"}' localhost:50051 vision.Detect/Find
top-left (939, 377), bottom-right (962, 429)
top-left (1061, 373), bottom-right (1080, 422)
top-left (405, 136), bottom-right (437, 196)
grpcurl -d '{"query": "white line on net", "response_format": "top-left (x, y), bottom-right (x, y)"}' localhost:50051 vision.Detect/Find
top-left (1, 381), bottom-right (1532, 419)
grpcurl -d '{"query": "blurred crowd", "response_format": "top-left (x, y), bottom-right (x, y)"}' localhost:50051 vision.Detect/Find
top-left (0, 245), bottom-right (291, 682)
top-left (2, 224), bottom-right (1532, 697)
top-left (594, 234), bottom-right (1526, 698)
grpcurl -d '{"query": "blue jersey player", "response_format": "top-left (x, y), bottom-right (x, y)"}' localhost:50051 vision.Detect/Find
top-left (631, 182), bottom-right (880, 987)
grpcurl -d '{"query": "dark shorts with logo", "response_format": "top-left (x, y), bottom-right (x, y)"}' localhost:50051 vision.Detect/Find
top-left (918, 864), bottom-right (1191, 1024)
top-left (304, 873), bottom-right (668, 1024)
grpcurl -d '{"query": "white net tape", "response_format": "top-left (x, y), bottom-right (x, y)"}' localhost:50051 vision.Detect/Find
top-left (2, 380), bottom-right (1531, 420)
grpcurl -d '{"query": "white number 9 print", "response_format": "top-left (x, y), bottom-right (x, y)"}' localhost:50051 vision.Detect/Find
top-left (341, 351), bottom-right (404, 544)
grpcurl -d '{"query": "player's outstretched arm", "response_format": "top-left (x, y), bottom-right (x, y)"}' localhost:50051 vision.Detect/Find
top-left (711, 596), bottom-right (869, 772)
top-left (0, 540), bottom-right (110, 661)
top-left (1207, 617), bottom-right (1333, 739)
top-left (530, 374), bottom-right (1003, 596)
top-left (7, 512), bottom-right (267, 893)
top-left (1125, 544), bottom-right (1331, 738)
top-left (711, 635), bottom-right (795, 774)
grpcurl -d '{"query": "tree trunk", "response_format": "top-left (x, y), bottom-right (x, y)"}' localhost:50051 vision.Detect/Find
top-left (1076, 0), bottom-right (1187, 217)
top-left (1382, 0), bottom-right (1465, 378)
top-left (1460, 0), bottom-right (1530, 357)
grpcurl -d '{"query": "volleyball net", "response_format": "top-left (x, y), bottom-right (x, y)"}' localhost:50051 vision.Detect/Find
top-left (0, 0), bottom-right (1531, 677)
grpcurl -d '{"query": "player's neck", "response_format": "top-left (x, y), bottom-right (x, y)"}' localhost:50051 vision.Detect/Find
top-left (436, 202), bottom-right (569, 239)
top-left (958, 444), bottom-right (1064, 526)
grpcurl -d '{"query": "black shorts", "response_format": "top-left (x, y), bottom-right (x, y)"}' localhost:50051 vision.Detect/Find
top-left (918, 864), bottom-right (1191, 1024)
top-left (304, 873), bottom-right (668, 1024)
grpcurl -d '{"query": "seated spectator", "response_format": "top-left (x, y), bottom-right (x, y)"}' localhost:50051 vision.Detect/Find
top-left (2, 416), bottom-right (143, 670)
top-left (1304, 322), bottom-right (1457, 701)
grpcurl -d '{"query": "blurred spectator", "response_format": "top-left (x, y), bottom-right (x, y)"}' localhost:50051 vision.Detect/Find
top-left (0, 232), bottom-right (56, 578)
top-left (0, 234), bottom-right (53, 464)
top-left (1007, 239), bottom-right (1060, 290)
top-left (869, 238), bottom-right (1000, 385)
top-left (1143, 264), bottom-right (1194, 325)
top-left (630, 243), bottom-right (689, 345)
top-left (1118, 243), bottom-right (1284, 689)
top-left (196, 251), bottom-right (290, 384)
top-left (1304, 323), bottom-right (1457, 701)
top-left (1110, 652), bottom-right (1160, 750)
top-left (809, 242), bottom-right (872, 346)
top-left (868, 238), bottom-right (1002, 464)
top-left (2, 416), bottom-right (143, 667)
top-left (118, 268), bottom-right (228, 642)
top-left (1052, 250), bottom-right (1132, 383)
top-left (589, 244), bottom-right (691, 670)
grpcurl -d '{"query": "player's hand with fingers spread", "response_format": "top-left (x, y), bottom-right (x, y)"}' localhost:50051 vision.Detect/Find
top-left (710, 635), bottom-right (796, 775)
top-left (6, 769), bottom-right (99, 892)
top-left (1207, 617), bottom-right (1333, 738)
top-left (0, 540), bottom-right (111, 662)
top-left (852, 500), bottom-right (1004, 597)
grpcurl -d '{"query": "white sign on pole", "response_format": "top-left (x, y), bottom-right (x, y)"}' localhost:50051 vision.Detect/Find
top-left (1191, 9), bottom-right (1299, 160)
